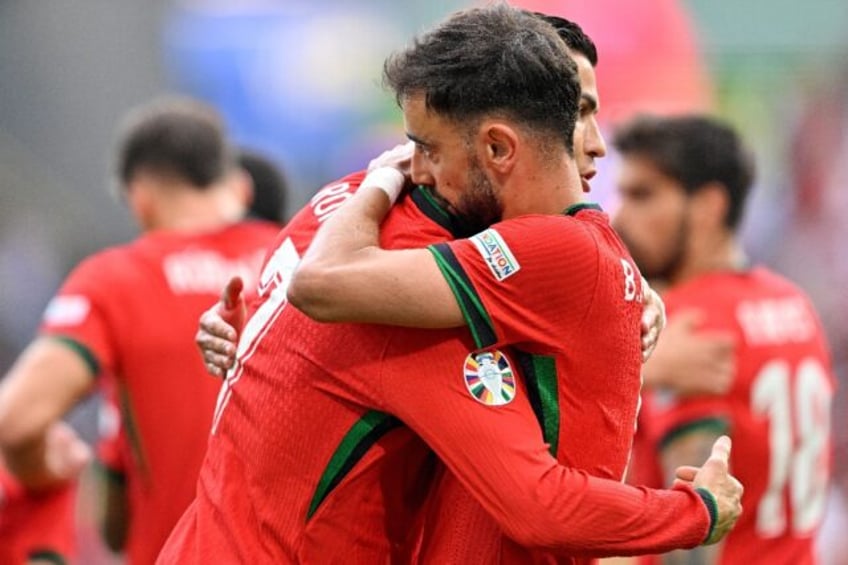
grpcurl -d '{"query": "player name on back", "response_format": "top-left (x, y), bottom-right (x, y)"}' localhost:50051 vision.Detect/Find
top-left (163, 250), bottom-right (264, 295)
top-left (736, 296), bottom-right (816, 346)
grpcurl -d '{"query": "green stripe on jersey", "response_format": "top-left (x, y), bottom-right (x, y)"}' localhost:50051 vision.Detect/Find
top-left (50, 335), bottom-right (100, 377)
top-left (307, 410), bottom-right (401, 520)
top-left (427, 244), bottom-right (497, 349)
top-left (27, 550), bottom-right (67, 565)
top-left (659, 417), bottom-right (729, 451)
top-left (516, 353), bottom-right (560, 456)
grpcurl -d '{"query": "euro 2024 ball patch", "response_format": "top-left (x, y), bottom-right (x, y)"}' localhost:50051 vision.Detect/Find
top-left (464, 350), bottom-right (517, 406)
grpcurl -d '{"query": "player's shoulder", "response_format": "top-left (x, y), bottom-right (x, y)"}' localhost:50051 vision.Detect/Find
top-left (488, 208), bottom-right (601, 242)
top-left (68, 242), bottom-right (139, 282)
top-left (747, 266), bottom-right (812, 298)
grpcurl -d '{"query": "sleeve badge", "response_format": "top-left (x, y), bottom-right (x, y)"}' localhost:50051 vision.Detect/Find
top-left (464, 349), bottom-right (517, 406)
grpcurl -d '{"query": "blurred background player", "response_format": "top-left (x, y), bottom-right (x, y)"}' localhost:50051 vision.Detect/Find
top-left (613, 114), bottom-right (835, 565)
top-left (238, 148), bottom-right (291, 225)
top-left (0, 96), bottom-right (280, 564)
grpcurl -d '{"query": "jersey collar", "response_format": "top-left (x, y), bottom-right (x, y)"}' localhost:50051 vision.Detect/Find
top-left (410, 186), bottom-right (476, 238)
top-left (563, 202), bottom-right (602, 216)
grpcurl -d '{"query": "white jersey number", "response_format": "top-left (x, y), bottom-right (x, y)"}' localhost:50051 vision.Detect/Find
top-left (751, 357), bottom-right (831, 537)
top-left (211, 237), bottom-right (301, 433)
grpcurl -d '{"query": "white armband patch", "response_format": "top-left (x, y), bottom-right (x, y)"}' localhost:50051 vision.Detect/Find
top-left (43, 295), bottom-right (91, 326)
top-left (471, 229), bottom-right (520, 281)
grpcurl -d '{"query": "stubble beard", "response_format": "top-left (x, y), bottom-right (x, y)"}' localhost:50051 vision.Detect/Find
top-left (453, 158), bottom-right (502, 236)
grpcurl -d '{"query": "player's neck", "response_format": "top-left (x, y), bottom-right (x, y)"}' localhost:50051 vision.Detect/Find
top-left (143, 184), bottom-right (245, 233)
top-left (670, 232), bottom-right (746, 285)
top-left (500, 152), bottom-right (582, 218)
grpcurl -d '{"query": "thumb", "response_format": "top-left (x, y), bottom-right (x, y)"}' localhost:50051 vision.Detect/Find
top-left (222, 276), bottom-right (244, 309)
top-left (708, 435), bottom-right (732, 466)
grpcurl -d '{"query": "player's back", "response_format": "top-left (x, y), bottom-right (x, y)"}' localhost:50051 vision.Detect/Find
top-left (160, 174), bottom-right (456, 563)
top-left (663, 267), bottom-right (834, 564)
top-left (42, 219), bottom-right (279, 564)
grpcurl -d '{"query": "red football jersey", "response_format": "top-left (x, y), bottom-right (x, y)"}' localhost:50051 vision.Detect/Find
top-left (644, 268), bottom-right (835, 565)
top-left (415, 209), bottom-right (660, 564)
top-left (39, 220), bottom-right (279, 565)
top-left (160, 177), bottom-right (712, 564)
top-left (0, 466), bottom-right (76, 564)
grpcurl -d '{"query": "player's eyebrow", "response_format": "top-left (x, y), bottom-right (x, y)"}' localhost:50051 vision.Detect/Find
top-left (405, 132), bottom-right (430, 148)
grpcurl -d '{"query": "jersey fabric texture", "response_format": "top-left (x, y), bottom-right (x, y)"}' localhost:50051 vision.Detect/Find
top-left (416, 208), bottom-right (697, 564)
top-left (159, 176), bottom-right (712, 564)
top-left (39, 220), bottom-right (279, 564)
top-left (0, 467), bottom-right (76, 565)
top-left (642, 268), bottom-right (834, 565)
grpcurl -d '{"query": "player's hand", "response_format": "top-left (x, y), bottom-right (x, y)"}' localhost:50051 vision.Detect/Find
top-left (640, 278), bottom-right (666, 363)
top-left (684, 436), bottom-right (743, 545)
top-left (644, 309), bottom-right (736, 395)
top-left (44, 421), bottom-right (91, 483)
top-left (196, 277), bottom-right (244, 378)
top-left (367, 142), bottom-right (414, 178)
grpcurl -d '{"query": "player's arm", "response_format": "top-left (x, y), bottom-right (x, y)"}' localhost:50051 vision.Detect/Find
top-left (660, 426), bottom-right (728, 565)
top-left (644, 310), bottom-right (736, 395)
top-left (0, 338), bottom-right (93, 490)
top-left (288, 166), bottom-right (464, 328)
top-left (378, 353), bottom-right (742, 556)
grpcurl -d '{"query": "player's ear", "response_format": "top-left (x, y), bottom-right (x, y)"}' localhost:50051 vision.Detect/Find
top-left (691, 182), bottom-right (729, 230)
top-left (480, 122), bottom-right (518, 174)
top-left (231, 167), bottom-right (255, 209)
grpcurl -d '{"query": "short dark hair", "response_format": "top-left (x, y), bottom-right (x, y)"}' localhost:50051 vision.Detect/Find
top-left (238, 149), bottom-right (289, 224)
top-left (116, 96), bottom-right (233, 189)
top-left (383, 4), bottom-right (581, 154)
top-left (534, 13), bottom-right (598, 66)
top-left (613, 115), bottom-right (756, 230)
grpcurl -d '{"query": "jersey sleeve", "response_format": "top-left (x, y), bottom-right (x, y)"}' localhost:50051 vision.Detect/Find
top-left (38, 253), bottom-right (122, 377)
top-left (378, 336), bottom-right (712, 556)
top-left (427, 215), bottom-right (608, 350)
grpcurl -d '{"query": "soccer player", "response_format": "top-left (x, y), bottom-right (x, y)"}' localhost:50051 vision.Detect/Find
top-left (612, 115), bottom-right (834, 565)
top-left (0, 97), bottom-right (281, 564)
top-left (238, 148), bottom-right (290, 224)
top-left (161, 7), bottom-right (741, 564)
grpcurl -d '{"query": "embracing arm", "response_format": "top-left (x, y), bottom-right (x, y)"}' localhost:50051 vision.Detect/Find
top-left (287, 168), bottom-right (463, 328)
top-left (0, 338), bottom-right (93, 490)
top-left (379, 348), bottom-right (741, 555)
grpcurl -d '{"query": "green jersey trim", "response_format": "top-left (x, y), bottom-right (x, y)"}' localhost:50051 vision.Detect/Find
top-left (307, 410), bottom-right (401, 520)
top-left (27, 550), bottom-right (67, 565)
top-left (516, 352), bottom-right (560, 456)
top-left (410, 186), bottom-right (476, 238)
top-left (659, 417), bottom-right (729, 451)
top-left (428, 243), bottom-right (497, 349)
top-left (563, 202), bottom-right (602, 216)
top-left (49, 335), bottom-right (100, 377)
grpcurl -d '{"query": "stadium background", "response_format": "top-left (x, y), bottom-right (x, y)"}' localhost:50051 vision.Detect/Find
top-left (0, 0), bottom-right (846, 562)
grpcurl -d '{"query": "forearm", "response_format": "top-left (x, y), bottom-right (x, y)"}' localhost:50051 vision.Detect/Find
top-left (494, 468), bottom-right (712, 556)
top-left (288, 179), bottom-right (395, 320)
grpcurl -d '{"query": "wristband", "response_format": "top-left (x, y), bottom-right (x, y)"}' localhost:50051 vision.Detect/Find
top-left (360, 167), bottom-right (405, 204)
top-left (695, 487), bottom-right (719, 544)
